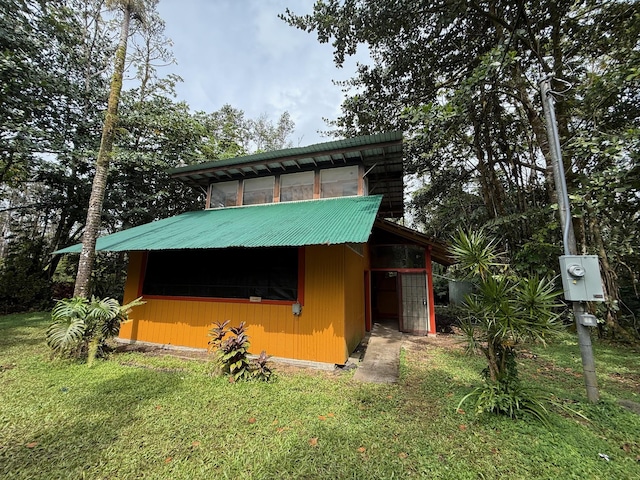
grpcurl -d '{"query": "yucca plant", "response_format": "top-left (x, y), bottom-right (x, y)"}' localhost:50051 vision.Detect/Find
top-left (47, 296), bottom-right (144, 366)
top-left (452, 229), bottom-right (562, 422)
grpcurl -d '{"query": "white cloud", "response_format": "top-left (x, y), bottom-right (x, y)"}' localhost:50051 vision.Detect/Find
top-left (155, 0), bottom-right (369, 146)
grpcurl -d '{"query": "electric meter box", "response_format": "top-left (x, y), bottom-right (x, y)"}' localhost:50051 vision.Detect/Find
top-left (559, 255), bottom-right (605, 302)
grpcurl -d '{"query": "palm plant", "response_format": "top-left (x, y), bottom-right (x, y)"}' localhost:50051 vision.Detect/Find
top-left (47, 296), bottom-right (144, 366)
top-left (452, 228), bottom-right (562, 421)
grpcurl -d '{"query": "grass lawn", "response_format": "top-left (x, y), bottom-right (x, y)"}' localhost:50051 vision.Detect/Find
top-left (1, 312), bottom-right (639, 479)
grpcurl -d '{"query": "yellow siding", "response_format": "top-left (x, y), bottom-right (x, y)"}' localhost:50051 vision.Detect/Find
top-left (119, 245), bottom-right (366, 365)
top-left (344, 245), bottom-right (366, 357)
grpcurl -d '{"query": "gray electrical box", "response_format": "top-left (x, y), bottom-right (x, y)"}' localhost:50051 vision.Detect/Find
top-left (559, 255), bottom-right (605, 302)
top-left (578, 314), bottom-right (598, 327)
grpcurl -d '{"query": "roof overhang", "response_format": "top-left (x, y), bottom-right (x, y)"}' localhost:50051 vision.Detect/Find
top-left (373, 219), bottom-right (452, 265)
top-left (170, 132), bottom-right (404, 218)
top-left (55, 196), bottom-right (383, 254)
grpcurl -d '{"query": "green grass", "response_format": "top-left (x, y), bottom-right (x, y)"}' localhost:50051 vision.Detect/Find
top-left (1, 313), bottom-right (639, 479)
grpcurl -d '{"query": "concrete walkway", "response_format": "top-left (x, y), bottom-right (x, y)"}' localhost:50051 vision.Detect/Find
top-left (352, 322), bottom-right (403, 383)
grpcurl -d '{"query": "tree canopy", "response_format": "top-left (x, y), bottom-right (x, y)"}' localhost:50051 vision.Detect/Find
top-left (0, 0), bottom-right (296, 311)
top-left (282, 0), bottom-right (640, 336)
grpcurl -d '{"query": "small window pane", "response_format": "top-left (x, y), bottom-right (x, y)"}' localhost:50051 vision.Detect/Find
top-left (320, 165), bottom-right (358, 198)
top-left (210, 181), bottom-right (238, 208)
top-left (280, 171), bottom-right (314, 202)
top-left (243, 177), bottom-right (274, 205)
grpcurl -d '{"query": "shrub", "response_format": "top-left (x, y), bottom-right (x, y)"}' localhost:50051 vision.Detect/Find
top-left (46, 296), bottom-right (144, 366)
top-left (451, 228), bottom-right (561, 423)
top-left (252, 350), bottom-right (273, 382)
top-left (208, 321), bottom-right (273, 382)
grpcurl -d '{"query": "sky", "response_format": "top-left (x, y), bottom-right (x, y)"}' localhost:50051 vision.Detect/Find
top-left (155, 0), bottom-right (368, 147)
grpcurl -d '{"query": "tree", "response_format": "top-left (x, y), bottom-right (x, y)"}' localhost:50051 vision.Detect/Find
top-left (74, 0), bottom-right (145, 297)
top-left (282, 1), bottom-right (640, 336)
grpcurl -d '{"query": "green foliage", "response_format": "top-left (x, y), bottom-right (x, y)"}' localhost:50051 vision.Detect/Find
top-left (0, 235), bottom-right (52, 314)
top-left (451, 229), bottom-right (562, 421)
top-left (207, 321), bottom-right (273, 382)
top-left (449, 228), bottom-right (506, 280)
top-left (458, 378), bottom-right (550, 426)
top-left (46, 296), bottom-right (144, 365)
top-left (283, 0), bottom-right (640, 335)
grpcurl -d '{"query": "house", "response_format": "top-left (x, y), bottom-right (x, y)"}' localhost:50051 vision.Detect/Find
top-left (58, 132), bottom-right (452, 365)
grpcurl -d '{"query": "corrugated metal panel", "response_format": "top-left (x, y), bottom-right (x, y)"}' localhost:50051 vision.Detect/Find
top-left (56, 195), bottom-right (383, 254)
top-left (120, 245), bottom-right (356, 364)
top-left (168, 132), bottom-right (402, 175)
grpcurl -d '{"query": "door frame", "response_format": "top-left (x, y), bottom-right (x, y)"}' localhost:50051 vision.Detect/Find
top-left (398, 270), bottom-right (429, 335)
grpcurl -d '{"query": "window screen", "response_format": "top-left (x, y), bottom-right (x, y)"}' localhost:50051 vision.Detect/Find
top-left (280, 171), bottom-right (314, 202)
top-left (370, 245), bottom-right (426, 269)
top-left (243, 177), bottom-right (274, 205)
top-left (142, 247), bottom-right (299, 301)
top-left (209, 181), bottom-right (238, 208)
top-left (320, 165), bottom-right (359, 198)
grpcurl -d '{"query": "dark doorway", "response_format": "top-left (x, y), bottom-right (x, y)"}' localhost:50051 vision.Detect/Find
top-left (371, 271), bottom-right (399, 329)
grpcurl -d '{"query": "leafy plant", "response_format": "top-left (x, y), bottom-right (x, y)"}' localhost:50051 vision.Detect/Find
top-left (458, 379), bottom-right (550, 426)
top-left (451, 229), bottom-right (562, 422)
top-left (252, 350), bottom-right (273, 382)
top-left (46, 296), bottom-right (144, 366)
top-left (208, 321), bottom-right (273, 382)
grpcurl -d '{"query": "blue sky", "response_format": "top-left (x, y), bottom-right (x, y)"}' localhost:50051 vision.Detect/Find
top-left (156, 0), bottom-right (367, 147)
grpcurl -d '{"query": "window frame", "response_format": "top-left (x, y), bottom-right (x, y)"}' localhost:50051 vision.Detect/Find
top-left (138, 248), bottom-right (305, 306)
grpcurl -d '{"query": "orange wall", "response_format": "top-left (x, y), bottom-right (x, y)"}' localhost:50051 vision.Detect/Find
top-left (120, 246), bottom-right (366, 365)
top-left (344, 245), bottom-right (366, 356)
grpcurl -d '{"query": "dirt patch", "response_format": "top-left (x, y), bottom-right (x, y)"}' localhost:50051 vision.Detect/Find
top-left (112, 341), bottom-right (335, 376)
top-left (402, 330), bottom-right (468, 353)
top-left (113, 342), bottom-right (209, 361)
top-left (619, 399), bottom-right (640, 416)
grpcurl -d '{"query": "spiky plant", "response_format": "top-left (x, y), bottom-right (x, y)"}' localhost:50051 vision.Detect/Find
top-left (451, 229), bottom-right (562, 422)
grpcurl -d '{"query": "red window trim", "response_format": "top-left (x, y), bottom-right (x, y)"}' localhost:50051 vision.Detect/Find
top-left (136, 247), bottom-right (306, 306)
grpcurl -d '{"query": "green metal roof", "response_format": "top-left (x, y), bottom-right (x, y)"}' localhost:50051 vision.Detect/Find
top-left (170, 131), bottom-right (405, 218)
top-left (169, 132), bottom-right (402, 175)
top-left (55, 196), bottom-right (383, 254)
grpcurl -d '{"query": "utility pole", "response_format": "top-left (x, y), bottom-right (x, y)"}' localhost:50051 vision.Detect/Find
top-left (539, 76), bottom-right (600, 403)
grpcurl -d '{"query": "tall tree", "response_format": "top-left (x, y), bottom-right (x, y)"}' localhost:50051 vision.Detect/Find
top-left (282, 0), bottom-right (640, 336)
top-left (74, 0), bottom-right (144, 297)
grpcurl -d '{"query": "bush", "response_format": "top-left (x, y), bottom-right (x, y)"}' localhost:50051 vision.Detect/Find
top-left (451, 228), bottom-right (562, 422)
top-left (46, 295), bottom-right (144, 366)
top-left (208, 321), bottom-right (273, 382)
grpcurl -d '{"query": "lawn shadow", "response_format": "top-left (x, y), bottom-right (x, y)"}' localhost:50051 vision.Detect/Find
top-left (0, 367), bottom-right (183, 478)
top-left (0, 313), bottom-right (49, 353)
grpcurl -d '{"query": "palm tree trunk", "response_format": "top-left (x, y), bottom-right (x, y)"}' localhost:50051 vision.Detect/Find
top-left (74, 4), bottom-right (132, 298)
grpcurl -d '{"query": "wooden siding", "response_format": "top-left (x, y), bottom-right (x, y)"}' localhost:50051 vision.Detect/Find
top-left (120, 245), bottom-right (366, 365)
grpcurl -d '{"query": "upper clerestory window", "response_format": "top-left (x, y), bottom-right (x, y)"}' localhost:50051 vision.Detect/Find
top-left (320, 165), bottom-right (358, 198)
top-left (280, 171), bottom-right (314, 202)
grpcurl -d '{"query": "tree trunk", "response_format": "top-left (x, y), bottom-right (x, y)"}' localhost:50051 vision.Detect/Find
top-left (74, 4), bottom-right (132, 298)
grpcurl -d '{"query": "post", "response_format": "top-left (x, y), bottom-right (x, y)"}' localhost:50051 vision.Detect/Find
top-left (539, 77), bottom-right (599, 403)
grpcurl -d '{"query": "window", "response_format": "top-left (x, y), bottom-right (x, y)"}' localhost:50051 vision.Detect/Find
top-left (280, 171), bottom-right (314, 202)
top-left (243, 177), bottom-right (274, 205)
top-left (209, 181), bottom-right (238, 208)
top-left (371, 245), bottom-right (426, 269)
top-left (320, 165), bottom-right (358, 198)
top-left (142, 247), bottom-right (299, 301)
